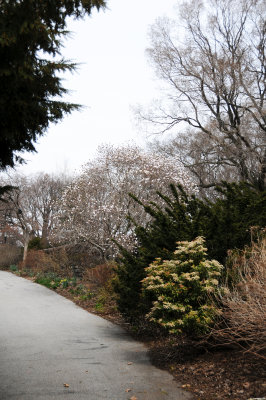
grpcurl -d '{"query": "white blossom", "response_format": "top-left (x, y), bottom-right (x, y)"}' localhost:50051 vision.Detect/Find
top-left (52, 144), bottom-right (195, 259)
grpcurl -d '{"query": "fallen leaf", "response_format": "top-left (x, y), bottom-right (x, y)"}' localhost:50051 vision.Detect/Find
top-left (63, 383), bottom-right (69, 388)
top-left (127, 362), bottom-right (133, 365)
top-left (243, 382), bottom-right (250, 389)
top-left (125, 388), bottom-right (132, 392)
top-left (130, 397), bottom-right (138, 400)
top-left (181, 384), bottom-right (191, 388)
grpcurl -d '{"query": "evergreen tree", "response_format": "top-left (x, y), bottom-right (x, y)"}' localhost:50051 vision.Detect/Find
top-left (114, 183), bottom-right (266, 321)
top-left (0, 185), bottom-right (13, 202)
top-left (113, 185), bottom-right (211, 321)
top-left (0, 0), bottom-right (106, 169)
top-left (207, 182), bottom-right (266, 261)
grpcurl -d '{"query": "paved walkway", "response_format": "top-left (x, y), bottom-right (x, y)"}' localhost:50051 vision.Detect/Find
top-left (0, 271), bottom-right (192, 400)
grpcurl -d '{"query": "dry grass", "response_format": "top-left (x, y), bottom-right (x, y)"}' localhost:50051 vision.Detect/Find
top-left (83, 263), bottom-right (114, 286)
top-left (211, 235), bottom-right (266, 357)
top-left (21, 250), bottom-right (61, 275)
top-left (0, 244), bottom-right (22, 268)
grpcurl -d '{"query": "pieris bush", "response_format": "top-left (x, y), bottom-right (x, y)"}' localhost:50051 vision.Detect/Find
top-left (142, 237), bottom-right (223, 336)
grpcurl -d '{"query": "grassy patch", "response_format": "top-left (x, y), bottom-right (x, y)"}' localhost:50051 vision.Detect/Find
top-left (35, 274), bottom-right (61, 289)
top-left (9, 264), bottom-right (18, 272)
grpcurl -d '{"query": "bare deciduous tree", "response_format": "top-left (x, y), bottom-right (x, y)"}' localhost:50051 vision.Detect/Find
top-left (0, 173), bottom-right (69, 260)
top-left (139, 0), bottom-right (266, 190)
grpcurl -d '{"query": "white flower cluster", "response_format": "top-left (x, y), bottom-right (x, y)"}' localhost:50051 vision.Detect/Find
top-left (142, 237), bottom-right (223, 334)
top-left (52, 144), bottom-right (196, 258)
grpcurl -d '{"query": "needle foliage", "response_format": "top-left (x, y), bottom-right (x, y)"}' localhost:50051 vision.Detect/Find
top-left (0, 0), bottom-right (106, 169)
top-left (114, 183), bottom-right (266, 321)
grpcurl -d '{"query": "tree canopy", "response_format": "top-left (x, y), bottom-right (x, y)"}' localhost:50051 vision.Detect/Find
top-left (141, 0), bottom-right (266, 191)
top-left (0, 172), bottom-right (69, 259)
top-left (0, 0), bottom-right (106, 170)
top-left (52, 144), bottom-right (195, 260)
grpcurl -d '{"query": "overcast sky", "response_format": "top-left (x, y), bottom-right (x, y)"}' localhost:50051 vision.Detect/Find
top-left (14, 0), bottom-right (177, 176)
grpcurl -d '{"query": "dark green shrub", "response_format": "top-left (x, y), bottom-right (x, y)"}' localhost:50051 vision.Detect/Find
top-left (28, 237), bottom-right (43, 250)
top-left (114, 183), bottom-right (265, 321)
top-left (206, 182), bottom-right (266, 262)
top-left (113, 185), bottom-right (211, 321)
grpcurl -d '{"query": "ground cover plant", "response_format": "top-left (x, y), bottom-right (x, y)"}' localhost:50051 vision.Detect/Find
top-left (34, 273), bottom-right (77, 290)
top-left (10, 255), bottom-right (118, 321)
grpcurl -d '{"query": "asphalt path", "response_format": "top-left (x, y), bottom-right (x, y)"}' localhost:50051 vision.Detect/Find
top-left (0, 271), bottom-right (192, 400)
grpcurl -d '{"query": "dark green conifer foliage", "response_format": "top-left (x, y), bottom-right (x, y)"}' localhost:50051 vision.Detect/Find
top-left (207, 182), bottom-right (266, 261)
top-left (0, 185), bottom-right (13, 202)
top-left (0, 0), bottom-right (106, 169)
top-left (113, 185), bottom-right (211, 321)
top-left (114, 183), bottom-right (266, 321)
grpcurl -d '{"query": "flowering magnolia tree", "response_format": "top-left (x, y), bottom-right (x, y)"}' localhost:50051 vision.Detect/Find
top-left (142, 237), bottom-right (223, 336)
top-left (52, 144), bottom-right (195, 260)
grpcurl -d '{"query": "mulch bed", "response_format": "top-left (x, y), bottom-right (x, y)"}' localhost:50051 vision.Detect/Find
top-left (147, 337), bottom-right (266, 400)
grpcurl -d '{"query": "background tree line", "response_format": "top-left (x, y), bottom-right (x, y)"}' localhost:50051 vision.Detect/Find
top-left (0, 144), bottom-right (194, 262)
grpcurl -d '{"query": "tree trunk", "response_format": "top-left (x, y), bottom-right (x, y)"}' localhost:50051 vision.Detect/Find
top-left (22, 230), bottom-right (34, 263)
top-left (258, 149), bottom-right (266, 192)
top-left (23, 238), bottom-right (29, 263)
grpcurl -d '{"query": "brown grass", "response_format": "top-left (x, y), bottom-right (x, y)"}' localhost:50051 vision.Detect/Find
top-left (83, 263), bottom-right (115, 286)
top-left (0, 244), bottom-right (22, 268)
top-left (211, 235), bottom-right (266, 358)
top-left (21, 250), bottom-right (61, 274)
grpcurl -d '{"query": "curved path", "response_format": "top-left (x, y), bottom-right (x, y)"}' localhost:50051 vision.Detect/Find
top-left (0, 271), bottom-right (192, 400)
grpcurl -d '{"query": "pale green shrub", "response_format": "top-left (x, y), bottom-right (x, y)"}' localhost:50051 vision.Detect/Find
top-left (142, 237), bottom-right (223, 336)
